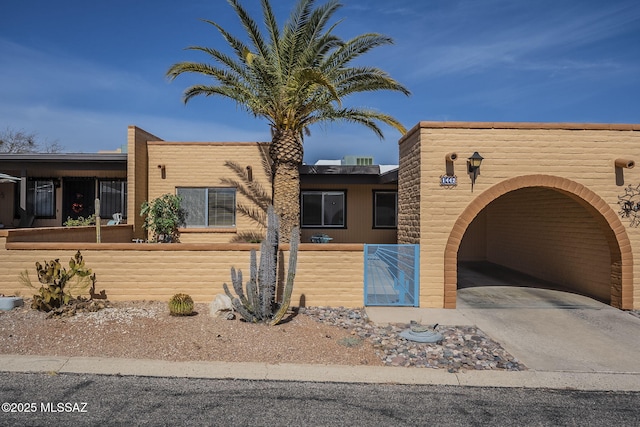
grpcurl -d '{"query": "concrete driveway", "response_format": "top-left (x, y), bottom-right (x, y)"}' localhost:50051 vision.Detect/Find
top-left (367, 263), bottom-right (640, 373)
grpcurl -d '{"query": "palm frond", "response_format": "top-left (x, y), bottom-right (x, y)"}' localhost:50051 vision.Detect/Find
top-left (228, 0), bottom-right (270, 60)
top-left (307, 106), bottom-right (407, 138)
top-left (335, 67), bottom-right (411, 97)
top-left (201, 19), bottom-right (253, 64)
top-left (281, 0), bottom-right (315, 75)
top-left (323, 33), bottom-right (394, 72)
top-left (167, 0), bottom-right (410, 142)
top-left (183, 46), bottom-right (250, 80)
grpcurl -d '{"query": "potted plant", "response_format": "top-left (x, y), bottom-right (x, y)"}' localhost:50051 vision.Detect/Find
top-left (140, 194), bottom-right (187, 243)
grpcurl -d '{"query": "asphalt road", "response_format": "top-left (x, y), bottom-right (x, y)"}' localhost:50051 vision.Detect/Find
top-left (1, 373), bottom-right (639, 426)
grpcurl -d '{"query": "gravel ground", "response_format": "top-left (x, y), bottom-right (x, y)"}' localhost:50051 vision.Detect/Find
top-left (301, 307), bottom-right (525, 372)
top-left (12, 301), bottom-right (640, 372)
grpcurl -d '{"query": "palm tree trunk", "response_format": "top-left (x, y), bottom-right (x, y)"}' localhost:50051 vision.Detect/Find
top-left (270, 128), bottom-right (303, 243)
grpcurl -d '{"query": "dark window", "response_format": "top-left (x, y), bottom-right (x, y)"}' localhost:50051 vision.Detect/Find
top-left (301, 191), bottom-right (345, 227)
top-left (27, 179), bottom-right (55, 218)
top-left (374, 191), bottom-right (397, 228)
top-left (177, 187), bottom-right (236, 228)
top-left (99, 180), bottom-right (127, 219)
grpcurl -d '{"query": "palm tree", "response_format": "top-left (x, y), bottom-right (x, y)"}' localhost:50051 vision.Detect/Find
top-left (167, 0), bottom-right (410, 242)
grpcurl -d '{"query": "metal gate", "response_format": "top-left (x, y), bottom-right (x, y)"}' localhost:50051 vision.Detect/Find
top-left (364, 244), bottom-right (419, 306)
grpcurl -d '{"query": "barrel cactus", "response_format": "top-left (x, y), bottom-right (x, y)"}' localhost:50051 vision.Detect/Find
top-left (168, 293), bottom-right (194, 316)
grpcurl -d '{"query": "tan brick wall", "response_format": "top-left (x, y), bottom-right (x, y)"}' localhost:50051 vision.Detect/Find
top-left (457, 210), bottom-right (486, 261)
top-left (401, 122), bottom-right (640, 309)
top-left (293, 247), bottom-right (364, 306)
top-left (485, 188), bottom-right (611, 301)
top-left (146, 142), bottom-right (272, 243)
top-left (0, 239), bottom-right (364, 308)
top-left (127, 126), bottom-right (162, 239)
top-left (5, 225), bottom-right (133, 244)
top-left (398, 129), bottom-right (421, 244)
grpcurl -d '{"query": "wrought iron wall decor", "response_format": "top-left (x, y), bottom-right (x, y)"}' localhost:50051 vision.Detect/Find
top-left (618, 184), bottom-right (640, 227)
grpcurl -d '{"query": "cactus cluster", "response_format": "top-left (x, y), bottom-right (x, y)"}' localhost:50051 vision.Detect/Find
top-left (20, 251), bottom-right (96, 312)
top-left (223, 206), bottom-right (299, 325)
top-left (168, 293), bottom-right (195, 316)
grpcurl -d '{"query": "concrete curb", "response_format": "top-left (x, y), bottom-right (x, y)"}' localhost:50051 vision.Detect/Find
top-left (2, 354), bottom-right (639, 391)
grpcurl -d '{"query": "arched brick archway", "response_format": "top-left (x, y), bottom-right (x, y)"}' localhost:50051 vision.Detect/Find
top-left (444, 175), bottom-right (633, 309)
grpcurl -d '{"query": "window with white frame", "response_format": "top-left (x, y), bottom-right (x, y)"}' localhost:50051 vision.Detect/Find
top-left (301, 191), bottom-right (345, 227)
top-left (177, 187), bottom-right (236, 228)
top-left (27, 179), bottom-right (55, 218)
top-left (99, 180), bottom-right (127, 219)
top-left (373, 191), bottom-right (397, 228)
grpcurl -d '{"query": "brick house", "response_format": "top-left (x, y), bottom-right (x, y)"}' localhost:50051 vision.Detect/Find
top-left (398, 122), bottom-right (640, 310)
top-left (127, 126), bottom-right (398, 244)
top-left (1, 121), bottom-right (639, 310)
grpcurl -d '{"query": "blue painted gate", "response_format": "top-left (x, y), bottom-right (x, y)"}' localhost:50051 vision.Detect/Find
top-left (364, 244), bottom-right (419, 306)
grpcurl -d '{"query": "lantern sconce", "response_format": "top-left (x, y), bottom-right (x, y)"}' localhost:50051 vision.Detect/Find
top-left (157, 164), bottom-right (166, 179)
top-left (467, 152), bottom-right (484, 192)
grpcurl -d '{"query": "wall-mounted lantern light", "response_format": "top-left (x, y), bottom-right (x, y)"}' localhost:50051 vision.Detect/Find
top-left (467, 152), bottom-right (484, 192)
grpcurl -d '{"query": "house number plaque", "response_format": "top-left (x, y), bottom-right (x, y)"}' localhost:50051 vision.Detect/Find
top-left (440, 175), bottom-right (457, 187)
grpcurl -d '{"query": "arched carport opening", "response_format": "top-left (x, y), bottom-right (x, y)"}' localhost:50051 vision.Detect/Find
top-left (444, 175), bottom-right (633, 309)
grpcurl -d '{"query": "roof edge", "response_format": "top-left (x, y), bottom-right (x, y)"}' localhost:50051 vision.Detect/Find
top-left (0, 153), bottom-right (127, 162)
top-left (399, 121), bottom-right (640, 145)
top-left (147, 141), bottom-right (270, 146)
top-left (415, 121), bottom-right (640, 131)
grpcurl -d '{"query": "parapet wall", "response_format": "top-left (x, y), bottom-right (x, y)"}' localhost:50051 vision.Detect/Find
top-left (0, 235), bottom-right (365, 307)
top-left (4, 225), bottom-right (133, 244)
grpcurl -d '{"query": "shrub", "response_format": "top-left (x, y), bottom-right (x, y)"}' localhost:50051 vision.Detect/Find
top-left (64, 214), bottom-right (96, 227)
top-left (140, 194), bottom-right (187, 243)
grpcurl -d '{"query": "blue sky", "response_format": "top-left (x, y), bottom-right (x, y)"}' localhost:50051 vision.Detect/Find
top-left (1, 0), bottom-right (639, 164)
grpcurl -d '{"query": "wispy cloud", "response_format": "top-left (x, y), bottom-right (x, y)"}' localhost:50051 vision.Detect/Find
top-left (0, 39), bottom-right (161, 109)
top-left (405, 0), bottom-right (640, 78)
top-left (0, 101), bottom-right (271, 153)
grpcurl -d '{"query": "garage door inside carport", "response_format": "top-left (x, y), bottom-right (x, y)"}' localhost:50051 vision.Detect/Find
top-left (457, 186), bottom-right (618, 305)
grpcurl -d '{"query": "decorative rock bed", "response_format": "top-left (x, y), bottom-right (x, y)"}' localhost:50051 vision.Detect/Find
top-left (301, 306), bottom-right (525, 372)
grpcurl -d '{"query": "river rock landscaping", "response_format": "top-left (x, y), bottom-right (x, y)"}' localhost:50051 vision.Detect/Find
top-left (302, 306), bottom-right (525, 373)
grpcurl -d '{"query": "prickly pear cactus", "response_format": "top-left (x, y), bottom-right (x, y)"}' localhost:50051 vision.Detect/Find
top-left (223, 206), bottom-right (299, 325)
top-left (168, 293), bottom-right (194, 316)
top-left (23, 251), bottom-right (96, 312)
